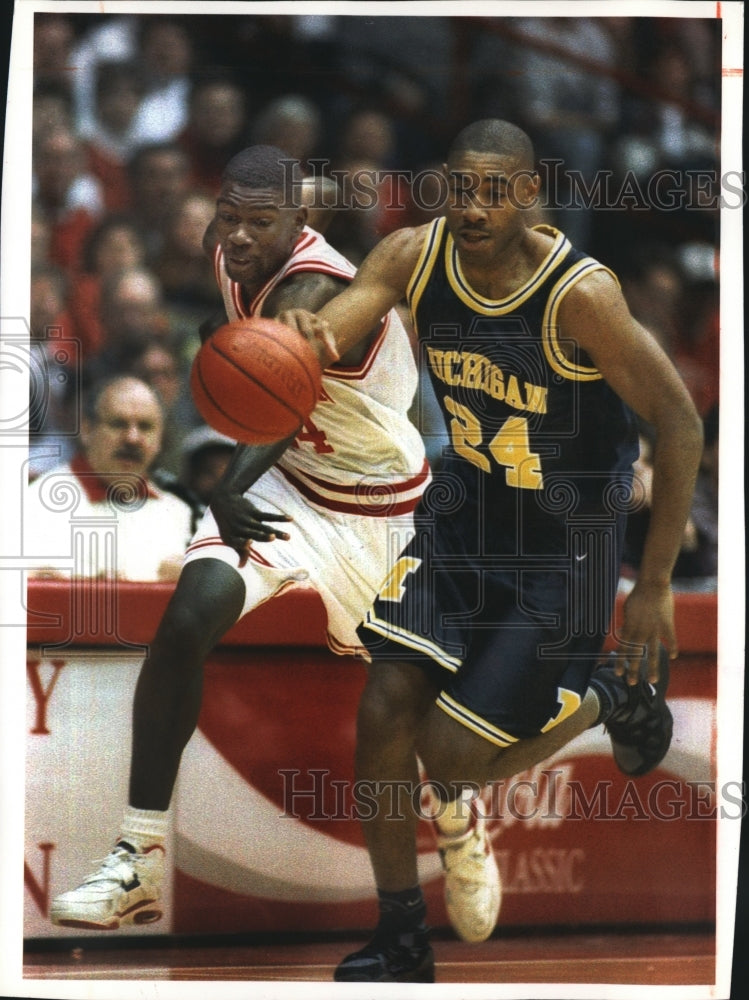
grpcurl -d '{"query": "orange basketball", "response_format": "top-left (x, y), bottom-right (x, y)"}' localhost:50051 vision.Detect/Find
top-left (190, 318), bottom-right (322, 444)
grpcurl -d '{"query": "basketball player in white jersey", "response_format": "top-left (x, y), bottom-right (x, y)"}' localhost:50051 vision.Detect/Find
top-left (50, 146), bottom-right (428, 929)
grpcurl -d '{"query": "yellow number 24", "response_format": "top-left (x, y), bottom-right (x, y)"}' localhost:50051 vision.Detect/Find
top-left (443, 396), bottom-right (544, 490)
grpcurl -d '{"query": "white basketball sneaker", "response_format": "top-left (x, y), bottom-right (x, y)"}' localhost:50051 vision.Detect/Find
top-left (50, 842), bottom-right (165, 930)
top-left (436, 799), bottom-right (501, 943)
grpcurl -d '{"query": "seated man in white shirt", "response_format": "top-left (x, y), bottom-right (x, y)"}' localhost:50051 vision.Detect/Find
top-left (25, 374), bottom-right (194, 581)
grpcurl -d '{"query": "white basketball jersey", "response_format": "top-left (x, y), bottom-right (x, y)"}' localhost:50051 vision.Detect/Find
top-left (213, 228), bottom-right (429, 515)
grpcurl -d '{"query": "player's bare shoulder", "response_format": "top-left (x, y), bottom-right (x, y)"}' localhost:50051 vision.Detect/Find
top-left (557, 264), bottom-right (628, 339)
top-left (355, 223), bottom-right (433, 294)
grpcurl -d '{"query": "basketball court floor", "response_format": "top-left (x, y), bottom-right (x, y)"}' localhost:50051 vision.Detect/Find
top-left (24, 926), bottom-right (715, 986)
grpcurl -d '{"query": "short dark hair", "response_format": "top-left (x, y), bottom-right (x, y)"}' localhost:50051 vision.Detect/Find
top-left (81, 214), bottom-right (143, 274)
top-left (447, 119), bottom-right (535, 171)
top-left (127, 142), bottom-right (189, 181)
top-left (221, 145), bottom-right (301, 203)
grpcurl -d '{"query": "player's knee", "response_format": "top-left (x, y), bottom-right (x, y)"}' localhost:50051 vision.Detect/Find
top-left (357, 662), bottom-right (430, 745)
top-left (155, 559), bottom-right (244, 658)
top-left (419, 710), bottom-right (497, 789)
top-left (154, 602), bottom-right (204, 654)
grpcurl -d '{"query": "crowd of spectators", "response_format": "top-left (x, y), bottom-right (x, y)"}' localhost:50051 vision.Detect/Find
top-left (29, 11), bottom-right (721, 587)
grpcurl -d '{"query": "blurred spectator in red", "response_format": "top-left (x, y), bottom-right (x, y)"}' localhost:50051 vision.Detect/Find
top-left (68, 215), bottom-right (148, 357)
top-left (620, 250), bottom-right (684, 357)
top-left (82, 266), bottom-right (170, 386)
top-left (80, 60), bottom-right (144, 211)
top-left (130, 339), bottom-right (183, 417)
top-left (673, 274), bottom-right (719, 418)
top-left (338, 106), bottom-right (396, 167)
top-left (324, 106), bottom-right (401, 264)
top-left (70, 15), bottom-right (137, 132)
top-left (25, 375), bottom-right (193, 582)
top-left (130, 18), bottom-right (193, 144)
top-left (29, 265), bottom-right (78, 479)
top-left (33, 13), bottom-right (75, 92)
top-left (620, 247), bottom-right (718, 418)
top-left (33, 125), bottom-right (105, 274)
top-left (129, 337), bottom-right (200, 476)
top-left (250, 94), bottom-right (322, 171)
top-left (153, 191), bottom-right (222, 314)
top-left (30, 265), bottom-right (71, 343)
top-left (126, 142), bottom-right (192, 262)
top-left (176, 75), bottom-right (249, 196)
top-left (31, 203), bottom-right (53, 270)
top-left (33, 80), bottom-right (75, 149)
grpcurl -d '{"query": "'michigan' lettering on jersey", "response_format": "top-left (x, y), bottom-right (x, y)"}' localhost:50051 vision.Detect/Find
top-left (426, 345), bottom-right (548, 415)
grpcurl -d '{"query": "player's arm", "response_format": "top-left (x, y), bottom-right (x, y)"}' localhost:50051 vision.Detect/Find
top-left (559, 271), bottom-right (703, 684)
top-left (279, 225), bottom-right (427, 363)
top-left (209, 434), bottom-right (298, 556)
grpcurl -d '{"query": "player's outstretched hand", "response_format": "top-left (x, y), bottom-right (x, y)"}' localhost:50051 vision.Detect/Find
top-left (278, 308), bottom-right (340, 367)
top-left (210, 485), bottom-right (291, 562)
top-left (614, 579), bottom-right (678, 686)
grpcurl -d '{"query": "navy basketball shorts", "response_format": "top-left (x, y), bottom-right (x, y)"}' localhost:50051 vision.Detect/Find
top-left (358, 512), bottom-right (626, 748)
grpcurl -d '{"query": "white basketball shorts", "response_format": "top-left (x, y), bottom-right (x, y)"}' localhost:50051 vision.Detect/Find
top-left (183, 465), bottom-right (416, 655)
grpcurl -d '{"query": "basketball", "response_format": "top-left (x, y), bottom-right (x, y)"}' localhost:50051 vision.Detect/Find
top-left (190, 318), bottom-right (323, 444)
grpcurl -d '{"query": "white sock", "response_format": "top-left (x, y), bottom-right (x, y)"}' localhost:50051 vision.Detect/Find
top-left (430, 787), bottom-right (476, 838)
top-left (119, 805), bottom-right (169, 853)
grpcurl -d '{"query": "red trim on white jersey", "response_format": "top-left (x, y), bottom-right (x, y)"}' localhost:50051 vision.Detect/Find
top-left (214, 229), bottom-right (389, 383)
top-left (212, 226), bottom-right (427, 517)
top-left (277, 458), bottom-right (429, 517)
top-left (248, 229), bottom-right (353, 315)
top-left (323, 316), bottom-right (389, 382)
top-left (327, 631), bottom-right (367, 658)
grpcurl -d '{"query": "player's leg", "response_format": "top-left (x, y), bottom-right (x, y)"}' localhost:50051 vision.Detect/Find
top-left (417, 636), bottom-right (673, 945)
top-left (355, 659), bottom-right (440, 890)
top-left (129, 558), bottom-right (246, 810)
top-left (335, 658), bottom-right (439, 984)
top-left (419, 687), bottom-right (599, 791)
top-left (50, 557), bottom-right (246, 930)
top-left (334, 524), bottom-right (469, 982)
top-left (421, 645), bottom-right (672, 788)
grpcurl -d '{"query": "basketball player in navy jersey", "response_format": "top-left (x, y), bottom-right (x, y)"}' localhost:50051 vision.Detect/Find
top-left (283, 119), bottom-right (703, 983)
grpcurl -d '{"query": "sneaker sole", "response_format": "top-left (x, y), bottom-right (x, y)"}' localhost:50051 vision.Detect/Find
top-left (334, 949), bottom-right (435, 983)
top-left (50, 901), bottom-right (163, 931)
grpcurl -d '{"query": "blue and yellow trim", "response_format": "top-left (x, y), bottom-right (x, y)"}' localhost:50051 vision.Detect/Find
top-left (360, 610), bottom-right (462, 674)
top-left (406, 217), bottom-right (447, 322)
top-left (542, 258), bottom-right (619, 382)
top-left (436, 692), bottom-right (519, 748)
top-left (446, 224), bottom-right (572, 315)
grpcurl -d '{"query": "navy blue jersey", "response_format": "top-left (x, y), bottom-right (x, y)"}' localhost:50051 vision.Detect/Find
top-left (360, 221), bottom-right (639, 738)
top-left (408, 219), bottom-right (639, 557)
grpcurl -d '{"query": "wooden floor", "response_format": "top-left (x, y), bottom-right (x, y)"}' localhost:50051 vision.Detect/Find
top-left (23, 928), bottom-right (716, 986)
